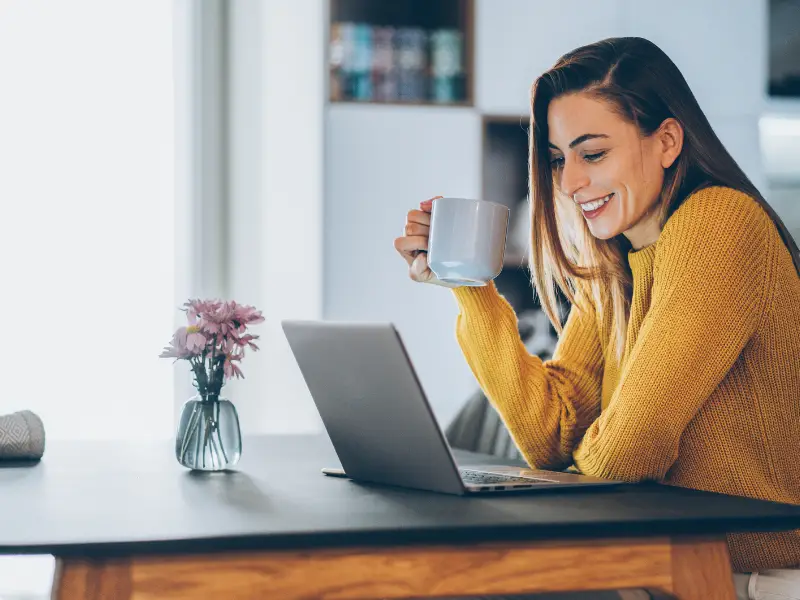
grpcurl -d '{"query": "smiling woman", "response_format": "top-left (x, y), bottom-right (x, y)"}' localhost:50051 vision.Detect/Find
top-left (396, 35), bottom-right (800, 599)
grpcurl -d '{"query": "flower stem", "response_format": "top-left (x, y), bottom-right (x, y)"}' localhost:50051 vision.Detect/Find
top-left (214, 400), bottom-right (230, 465)
top-left (209, 429), bottom-right (222, 469)
top-left (194, 412), bottom-right (202, 467)
top-left (179, 403), bottom-right (202, 463)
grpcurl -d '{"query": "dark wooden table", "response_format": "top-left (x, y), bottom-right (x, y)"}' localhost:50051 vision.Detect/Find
top-left (2, 434), bottom-right (800, 599)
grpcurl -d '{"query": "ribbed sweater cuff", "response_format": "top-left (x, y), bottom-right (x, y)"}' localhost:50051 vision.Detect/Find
top-left (451, 281), bottom-right (504, 313)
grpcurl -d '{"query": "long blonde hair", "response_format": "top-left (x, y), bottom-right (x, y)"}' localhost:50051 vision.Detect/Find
top-left (529, 37), bottom-right (800, 359)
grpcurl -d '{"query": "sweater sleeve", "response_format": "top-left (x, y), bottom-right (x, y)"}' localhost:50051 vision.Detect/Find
top-left (573, 189), bottom-right (775, 482)
top-left (452, 282), bottom-right (604, 470)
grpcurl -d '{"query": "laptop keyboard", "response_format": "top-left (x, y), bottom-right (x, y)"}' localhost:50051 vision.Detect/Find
top-left (459, 469), bottom-right (555, 485)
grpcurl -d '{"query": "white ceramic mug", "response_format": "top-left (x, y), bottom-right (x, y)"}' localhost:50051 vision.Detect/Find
top-left (427, 197), bottom-right (510, 286)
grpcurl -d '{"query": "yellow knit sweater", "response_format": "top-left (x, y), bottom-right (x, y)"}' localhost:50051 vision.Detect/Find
top-left (452, 186), bottom-right (800, 572)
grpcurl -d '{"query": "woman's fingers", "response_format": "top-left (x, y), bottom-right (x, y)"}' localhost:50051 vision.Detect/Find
top-left (404, 221), bottom-right (429, 236)
top-left (406, 209), bottom-right (431, 226)
top-left (419, 195), bottom-right (442, 213)
top-left (393, 235), bottom-right (429, 264)
top-left (393, 196), bottom-right (442, 284)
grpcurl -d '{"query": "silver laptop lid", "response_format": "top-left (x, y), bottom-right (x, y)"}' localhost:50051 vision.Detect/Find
top-left (281, 321), bottom-right (466, 495)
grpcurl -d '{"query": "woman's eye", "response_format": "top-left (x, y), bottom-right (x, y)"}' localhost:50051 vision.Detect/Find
top-left (583, 151), bottom-right (607, 162)
top-left (550, 156), bottom-right (564, 168)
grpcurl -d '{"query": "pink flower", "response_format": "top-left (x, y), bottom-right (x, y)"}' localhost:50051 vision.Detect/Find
top-left (233, 303), bottom-right (264, 327)
top-left (162, 298), bottom-right (262, 383)
top-left (184, 299), bottom-right (220, 324)
top-left (223, 354), bottom-right (244, 379)
top-left (181, 299), bottom-right (263, 340)
top-left (221, 336), bottom-right (242, 355)
top-left (185, 325), bottom-right (207, 353)
top-left (199, 301), bottom-right (235, 336)
top-left (238, 333), bottom-right (260, 352)
top-left (159, 327), bottom-right (199, 359)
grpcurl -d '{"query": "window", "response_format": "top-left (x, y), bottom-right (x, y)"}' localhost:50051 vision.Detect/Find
top-left (0, 1), bottom-right (175, 596)
top-left (0, 0), bottom-right (175, 440)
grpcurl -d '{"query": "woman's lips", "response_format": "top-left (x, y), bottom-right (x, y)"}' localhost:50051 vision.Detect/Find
top-left (580, 193), bottom-right (613, 219)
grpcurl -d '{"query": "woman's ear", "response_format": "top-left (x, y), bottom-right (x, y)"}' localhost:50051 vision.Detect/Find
top-left (658, 118), bottom-right (684, 169)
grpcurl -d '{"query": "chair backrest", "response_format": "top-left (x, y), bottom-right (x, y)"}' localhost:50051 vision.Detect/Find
top-left (445, 389), bottom-right (522, 460)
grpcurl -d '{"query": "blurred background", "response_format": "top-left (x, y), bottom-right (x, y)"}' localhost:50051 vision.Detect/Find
top-left (0, 0), bottom-right (798, 597)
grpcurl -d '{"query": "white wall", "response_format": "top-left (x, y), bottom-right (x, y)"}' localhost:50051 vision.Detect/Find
top-left (325, 105), bottom-right (482, 425)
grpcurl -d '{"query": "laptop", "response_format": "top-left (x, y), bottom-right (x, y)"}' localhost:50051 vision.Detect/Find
top-left (281, 320), bottom-right (622, 495)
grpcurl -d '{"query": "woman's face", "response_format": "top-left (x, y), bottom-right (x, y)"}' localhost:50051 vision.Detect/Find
top-left (547, 92), bottom-right (680, 249)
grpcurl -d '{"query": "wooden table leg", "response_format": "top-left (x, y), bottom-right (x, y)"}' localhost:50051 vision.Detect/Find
top-left (51, 535), bottom-right (736, 600)
top-left (51, 557), bottom-right (132, 600)
top-left (660, 535), bottom-right (737, 600)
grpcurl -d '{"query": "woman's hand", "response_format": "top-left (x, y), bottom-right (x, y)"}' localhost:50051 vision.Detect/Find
top-left (393, 196), bottom-right (457, 288)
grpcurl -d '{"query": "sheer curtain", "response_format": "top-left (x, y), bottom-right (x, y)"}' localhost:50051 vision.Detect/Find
top-left (0, 1), bottom-right (174, 596)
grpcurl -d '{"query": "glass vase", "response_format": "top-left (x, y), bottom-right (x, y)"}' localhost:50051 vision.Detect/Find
top-left (175, 394), bottom-right (242, 471)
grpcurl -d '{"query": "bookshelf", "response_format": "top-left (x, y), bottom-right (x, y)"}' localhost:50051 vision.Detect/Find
top-left (328, 0), bottom-right (474, 106)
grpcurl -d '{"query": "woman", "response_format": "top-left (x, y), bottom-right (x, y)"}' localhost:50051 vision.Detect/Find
top-left (394, 37), bottom-right (800, 599)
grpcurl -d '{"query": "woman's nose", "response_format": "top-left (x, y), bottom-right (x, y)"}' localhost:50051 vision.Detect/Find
top-left (559, 158), bottom-right (590, 198)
